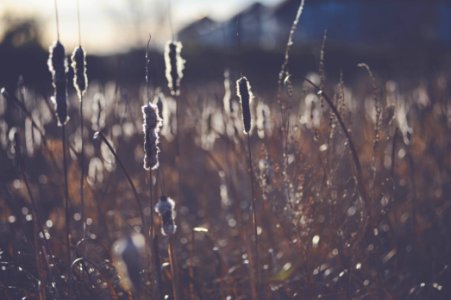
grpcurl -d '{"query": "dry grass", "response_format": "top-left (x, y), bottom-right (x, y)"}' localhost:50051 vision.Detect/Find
top-left (0, 2), bottom-right (450, 300)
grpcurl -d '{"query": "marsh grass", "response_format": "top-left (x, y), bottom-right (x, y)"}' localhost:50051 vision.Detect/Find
top-left (0, 1), bottom-right (450, 299)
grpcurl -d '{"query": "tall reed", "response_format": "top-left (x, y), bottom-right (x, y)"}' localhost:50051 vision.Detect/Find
top-left (11, 129), bottom-right (47, 300)
top-left (48, 1), bottom-right (71, 290)
top-left (275, 1), bottom-right (306, 251)
top-left (72, 0), bottom-right (88, 238)
top-left (93, 131), bottom-right (149, 246)
top-left (142, 102), bottom-right (163, 298)
top-left (236, 76), bottom-right (259, 300)
top-left (155, 195), bottom-right (178, 300)
top-left (303, 77), bottom-right (370, 244)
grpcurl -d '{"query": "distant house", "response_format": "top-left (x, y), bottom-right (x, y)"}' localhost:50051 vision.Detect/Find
top-left (177, 17), bottom-right (221, 48)
top-left (178, 0), bottom-right (451, 49)
top-left (179, 3), bottom-right (277, 48)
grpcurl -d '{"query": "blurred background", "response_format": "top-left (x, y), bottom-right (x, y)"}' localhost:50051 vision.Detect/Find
top-left (1, 0), bottom-right (451, 92)
top-left (1, 1), bottom-right (450, 298)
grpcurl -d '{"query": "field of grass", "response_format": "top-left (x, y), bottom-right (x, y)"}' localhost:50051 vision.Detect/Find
top-left (0, 1), bottom-right (450, 299)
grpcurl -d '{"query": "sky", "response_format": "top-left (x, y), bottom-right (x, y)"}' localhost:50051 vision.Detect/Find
top-left (1, 0), bottom-right (281, 54)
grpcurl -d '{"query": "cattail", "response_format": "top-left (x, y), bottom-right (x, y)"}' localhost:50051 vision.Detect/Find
top-left (256, 102), bottom-right (271, 139)
top-left (155, 196), bottom-right (177, 236)
top-left (71, 46), bottom-right (88, 99)
top-left (164, 41), bottom-right (185, 96)
top-left (0, 120), bottom-right (8, 150)
top-left (396, 103), bottom-right (413, 145)
top-left (153, 91), bottom-right (164, 124)
top-left (48, 41), bottom-right (68, 126)
top-left (9, 127), bottom-right (20, 158)
top-left (87, 157), bottom-right (104, 186)
top-left (223, 69), bottom-right (232, 114)
top-left (142, 103), bottom-right (162, 170)
top-left (239, 75), bottom-right (259, 298)
top-left (236, 76), bottom-right (253, 134)
top-left (91, 92), bottom-right (105, 131)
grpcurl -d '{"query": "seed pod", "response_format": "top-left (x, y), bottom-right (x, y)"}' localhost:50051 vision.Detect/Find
top-left (223, 69), bottom-right (232, 114)
top-left (164, 41), bottom-right (185, 96)
top-left (48, 41), bottom-right (68, 126)
top-left (91, 93), bottom-right (105, 131)
top-left (142, 103), bottom-right (162, 170)
top-left (153, 91), bottom-right (164, 123)
top-left (256, 102), bottom-right (271, 139)
top-left (155, 196), bottom-right (177, 236)
top-left (236, 76), bottom-right (253, 134)
top-left (9, 127), bottom-right (20, 158)
top-left (71, 46), bottom-right (88, 99)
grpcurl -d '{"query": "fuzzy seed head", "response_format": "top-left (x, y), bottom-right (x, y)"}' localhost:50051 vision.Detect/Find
top-left (155, 196), bottom-right (177, 236)
top-left (153, 92), bottom-right (164, 126)
top-left (223, 69), bottom-right (232, 114)
top-left (142, 103), bottom-right (162, 170)
top-left (236, 76), bottom-right (253, 134)
top-left (256, 102), bottom-right (271, 139)
top-left (91, 93), bottom-right (105, 131)
top-left (164, 41), bottom-right (185, 96)
top-left (71, 46), bottom-right (88, 99)
top-left (48, 41), bottom-right (68, 126)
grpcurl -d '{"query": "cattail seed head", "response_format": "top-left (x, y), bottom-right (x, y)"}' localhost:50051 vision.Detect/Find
top-left (256, 102), bottom-right (271, 139)
top-left (91, 93), bottom-right (105, 131)
top-left (142, 103), bottom-right (162, 170)
top-left (71, 46), bottom-right (88, 99)
top-left (236, 76), bottom-right (253, 134)
top-left (153, 91), bottom-right (164, 123)
top-left (155, 196), bottom-right (177, 236)
top-left (9, 127), bottom-right (20, 158)
top-left (48, 41), bottom-right (68, 126)
top-left (164, 41), bottom-right (185, 96)
top-left (223, 69), bottom-right (232, 114)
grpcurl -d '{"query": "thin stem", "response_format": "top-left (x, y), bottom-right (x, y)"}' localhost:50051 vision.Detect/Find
top-left (188, 231), bottom-right (195, 300)
top-left (168, 0), bottom-right (175, 41)
top-left (303, 77), bottom-right (370, 240)
top-left (95, 132), bottom-right (150, 245)
top-left (1, 89), bottom-right (59, 169)
top-left (406, 148), bottom-right (417, 240)
top-left (54, 0), bottom-right (60, 41)
top-left (80, 97), bottom-right (86, 238)
top-left (168, 237), bottom-right (179, 300)
top-left (62, 124), bottom-right (71, 295)
top-left (175, 96), bottom-right (180, 158)
top-left (76, 0), bottom-right (81, 46)
top-left (149, 170), bottom-right (163, 299)
top-left (274, 0), bottom-right (305, 224)
top-left (246, 134), bottom-right (259, 300)
top-left (157, 168), bottom-right (166, 196)
top-left (145, 35), bottom-right (152, 101)
top-left (152, 233), bottom-right (163, 300)
top-left (390, 128), bottom-right (399, 179)
top-left (149, 170), bottom-right (154, 239)
top-left (20, 170), bottom-right (46, 300)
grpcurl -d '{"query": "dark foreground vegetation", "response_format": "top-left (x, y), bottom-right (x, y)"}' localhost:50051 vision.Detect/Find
top-left (0, 1), bottom-right (450, 299)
